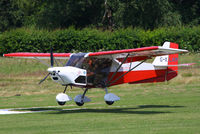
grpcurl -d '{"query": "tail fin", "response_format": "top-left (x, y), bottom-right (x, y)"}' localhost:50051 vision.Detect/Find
top-left (153, 42), bottom-right (178, 81)
top-left (167, 42), bottom-right (179, 71)
top-left (153, 42), bottom-right (179, 69)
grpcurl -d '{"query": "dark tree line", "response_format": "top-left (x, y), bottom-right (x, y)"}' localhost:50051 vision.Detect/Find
top-left (0, 0), bottom-right (200, 32)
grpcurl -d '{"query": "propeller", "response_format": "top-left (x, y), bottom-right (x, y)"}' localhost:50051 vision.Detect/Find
top-left (39, 47), bottom-right (65, 85)
top-left (50, 47), bottom-right (54, 67)
top-left (39, 73), bottom-right (50, 84)
top-left (39, 47), bottom-right (54, 84)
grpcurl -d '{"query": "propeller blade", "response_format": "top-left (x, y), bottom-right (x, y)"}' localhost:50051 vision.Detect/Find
top-left (39, 73), bottom-right (50, 84)
top-left (50, 47), bottom-right (54, 67)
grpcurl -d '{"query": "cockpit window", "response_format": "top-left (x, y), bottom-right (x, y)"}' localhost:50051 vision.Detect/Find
top-left (66, 53), bottom-right (112, 87)
top-left (66, 53), bottom-right (87, 68)
top-left (82, 57), bottom-right (112, 87)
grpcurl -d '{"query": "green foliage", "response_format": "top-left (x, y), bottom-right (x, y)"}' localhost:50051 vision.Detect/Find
top-left (0, 28), bottom-right (51, 54)
top-left (0, 0), bottom-right (24, 31)
top-left (119, 0), bottom-right (177, 29)
top-left (0, 26), bottom-right (200, 56)
top-left (24, 0), bottom-right (104, 29)
top-left (174, 0), bottom-right (200, 25)
top-left (1, 0), bottom-right (200, 31)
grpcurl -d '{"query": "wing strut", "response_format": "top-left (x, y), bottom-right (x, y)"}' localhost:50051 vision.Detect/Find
top-left (34, 57), bottom-right (50, 67)
top-left (106, 58), bottom-right (148, 87)
top-left (106, 54), bottom-right (130, 85)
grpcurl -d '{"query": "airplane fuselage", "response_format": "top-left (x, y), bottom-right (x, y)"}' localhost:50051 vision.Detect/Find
top-left (48, 60), bottom-right (177, 88)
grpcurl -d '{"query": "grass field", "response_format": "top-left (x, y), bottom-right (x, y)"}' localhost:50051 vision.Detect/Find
top-left (0, 54), bottom-right (200, 134)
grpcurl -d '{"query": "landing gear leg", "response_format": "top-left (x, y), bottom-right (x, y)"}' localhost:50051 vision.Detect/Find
top-left (76, 88), bottom-right (88, 106)
top-left (82, 88), bottom-right (89, 102)
top-left (74, 88), bottom-right (91, 106)
top-left (63, 85), bottom-right (68, 93)
top-left (105, 87), bottom-right (108, 94)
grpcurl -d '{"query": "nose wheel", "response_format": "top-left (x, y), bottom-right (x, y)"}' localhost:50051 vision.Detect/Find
top-left (58, 101), bottom-right (66, 106)
top-left (56, 92), bottom-right (72, 105)
top-left (56, 86), bottom-right (72, 106)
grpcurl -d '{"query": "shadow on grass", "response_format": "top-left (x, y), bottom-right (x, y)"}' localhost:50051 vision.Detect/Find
top-left (50, 108), bottom-right (170, 115)
top-left (13, 107), bottom-right (63, 111)
top-left (51, 105), bottom-right (184, 115)
top-left (138, 105), bottom-right (184, 109)
top-left (14, 104), bottom-right (184, 115)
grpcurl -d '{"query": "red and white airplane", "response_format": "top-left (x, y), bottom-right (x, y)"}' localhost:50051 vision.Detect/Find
top-left (4, 42), bottom-right (192, 106)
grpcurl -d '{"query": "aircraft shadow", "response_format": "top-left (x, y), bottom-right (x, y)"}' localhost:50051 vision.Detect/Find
top-left (51, 105), bottom-right (184, 115)
top-left (36, 105), bottom-right (183, 115)
top-left (15, 105), bottom-right (184, 115)
top-left (50, 108), bottom-right (169, 115)
top-left (138, 105), bottom-right (184, 109)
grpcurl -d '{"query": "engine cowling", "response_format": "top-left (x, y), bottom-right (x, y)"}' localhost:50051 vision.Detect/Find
top-left (48, 66), bottom-right (87, 86)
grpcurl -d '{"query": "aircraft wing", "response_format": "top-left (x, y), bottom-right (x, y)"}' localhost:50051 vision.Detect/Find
top-left (3, 42), bottom-right (188, 61)
top-left (3, 52), bottom-right (71, 59)
top-left (88, 44), bottom-right (188, 62)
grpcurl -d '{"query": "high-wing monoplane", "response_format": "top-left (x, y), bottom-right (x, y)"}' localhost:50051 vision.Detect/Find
top-left (4, 42), bottom-right (192, 106)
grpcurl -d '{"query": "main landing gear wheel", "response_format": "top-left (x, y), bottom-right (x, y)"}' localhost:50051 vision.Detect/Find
top-left (105, 101), bottom-right (114, 105)
top-left (74, 88), bottom-right (91, 106)
top-left (104, 88), bottom-right (120, 106)
top-left (76, 102), bottom-right (84, 106)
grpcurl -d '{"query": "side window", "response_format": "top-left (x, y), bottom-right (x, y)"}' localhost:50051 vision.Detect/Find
top-left (82, 57), bottom-right (112, 87)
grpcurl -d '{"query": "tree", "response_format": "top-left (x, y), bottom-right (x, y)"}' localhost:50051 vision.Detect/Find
top-left (172, 0), bottom-right (200, 25)
top-left (0, 0), bottom-right (24, 31)
top-left (120, 0), bottom-right (178, 29)
top-left (35, 0), bottom-right (104, 29)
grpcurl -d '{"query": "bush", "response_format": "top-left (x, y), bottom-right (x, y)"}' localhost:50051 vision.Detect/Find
top-left (0, 26), bottom-right (200, 56)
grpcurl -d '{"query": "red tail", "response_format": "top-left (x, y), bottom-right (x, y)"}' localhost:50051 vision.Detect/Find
top-left (167, 42), bottom-right (179, 80)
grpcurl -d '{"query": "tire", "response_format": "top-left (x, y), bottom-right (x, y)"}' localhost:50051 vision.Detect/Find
top-left (76, 102), bottom-right (84, 106)
top-left (105, 101), bottom-right (114, 105)
top-left (57, 101), bottom-right (66, 106)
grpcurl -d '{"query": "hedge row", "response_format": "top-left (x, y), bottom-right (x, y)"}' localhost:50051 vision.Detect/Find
top-left (0, 26), bottom-right (200, 56)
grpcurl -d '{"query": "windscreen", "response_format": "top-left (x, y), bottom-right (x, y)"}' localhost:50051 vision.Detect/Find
top-left (66, 53), bottom-right (87, 68)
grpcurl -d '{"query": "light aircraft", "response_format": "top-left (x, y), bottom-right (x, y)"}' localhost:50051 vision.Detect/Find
top-left (4, 42), bottom-right (192, 106)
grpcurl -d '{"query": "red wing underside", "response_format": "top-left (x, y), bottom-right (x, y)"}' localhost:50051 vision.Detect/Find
top-left (4, 53), bottom-right (71, 59)
top-left (88, 46), bottom-right (187, 61)
top-left (4, 46), bottom-right (187, 61)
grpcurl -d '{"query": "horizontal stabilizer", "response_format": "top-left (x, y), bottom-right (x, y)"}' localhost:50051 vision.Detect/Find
top-left (154, 63), bottom-right (195, 67)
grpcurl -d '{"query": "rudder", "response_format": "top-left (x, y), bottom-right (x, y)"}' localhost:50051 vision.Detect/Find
top-left (152, 42), bottom-right (179, 81)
